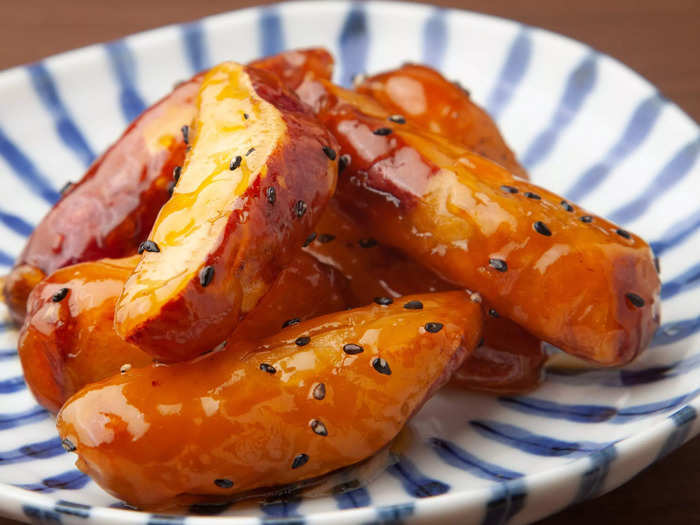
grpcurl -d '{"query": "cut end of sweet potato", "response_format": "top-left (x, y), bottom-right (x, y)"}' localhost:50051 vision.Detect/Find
top-left (115, 61), bottom-right (338, 361)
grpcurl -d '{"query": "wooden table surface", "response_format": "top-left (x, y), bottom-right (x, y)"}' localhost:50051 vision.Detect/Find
top-left (0, 1), bottom-right (698, 524)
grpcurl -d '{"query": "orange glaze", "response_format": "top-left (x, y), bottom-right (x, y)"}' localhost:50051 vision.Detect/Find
top-left (2, 48), bottom-right (336, 325)
top-left (57, 291), bottom-right (482, 508)
top-left (19, 253), bottom-right (347, 414)
top-left (355, 63), bottom-right (528, 179)
top-left (114, 62), bottom-right (338, 361)
top-left (305, 199), bottom-right (544, 393)
top-left (308, 80), bottom-right (660, 365)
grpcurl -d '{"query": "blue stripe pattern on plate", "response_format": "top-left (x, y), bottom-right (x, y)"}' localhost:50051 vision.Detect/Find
top-left (565, 94), bottom-right (665, 201)
top-left (522, 53), bottom-right (597, 169)
top-left (486, 27), bottom-right (531, 121)
top-left (104, 40), bottom-right (147, 122)
top-left (338, 3), bottom-right (369, 87)
top-left (26, 63), bottom-right (96, 167)
top-left (422, 8), bottom-right (447, 69)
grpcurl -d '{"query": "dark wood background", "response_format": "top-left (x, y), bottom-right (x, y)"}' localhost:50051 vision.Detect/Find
top-left (0, 1), bottom-right (698, 524)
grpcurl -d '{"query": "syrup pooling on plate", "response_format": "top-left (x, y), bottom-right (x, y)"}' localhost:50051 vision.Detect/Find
top-left (19, 253), bottom-right (347, 413)
top-left (57, 291), bottom-right (482, 507)
top-left (114, 62), bottom-right (338, 361)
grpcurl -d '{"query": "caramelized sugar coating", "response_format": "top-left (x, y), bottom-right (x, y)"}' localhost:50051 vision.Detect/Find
top-left (451, 315), bottom-right (545, 394)
top-left (2, 75), bottom-right (198, 323)
top-left (115, 62), bottom-right (338, 361)
top-left (3, 49), bottom-right (336, 325)
top-left (57, 291), bottom-right (482, 508)
top-left (20, 253), bottom-right (346, 414)
top-left (355, 63), bottom-right (528, 178)
top-left (308, 81), bottom-right (659, 365)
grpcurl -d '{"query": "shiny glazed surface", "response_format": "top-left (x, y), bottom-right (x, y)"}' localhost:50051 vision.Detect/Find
top-left (20, 253), bottom-right (347, 414)
top-left (114, 62), bottom-right (338, 361)
top-left (57, 291), bottom-right (482, 508)
top-left (355, 63), bottom-right (528, 178)
top-left (309, 80), bottom-right (660, 365)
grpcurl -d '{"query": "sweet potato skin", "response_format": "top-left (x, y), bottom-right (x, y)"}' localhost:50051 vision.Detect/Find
top-left (309, 81), bottom-right (660, 365)
top-left (114, 63), bottom-right (339, 361)
top-left (19, 253), bottom-right (346, 413)
top-left (355, 63), bottom-right (528, 178)
top-left (3, 49), bottom-right (336, 324)
top-left (57, 291), bottom-right (482, 508)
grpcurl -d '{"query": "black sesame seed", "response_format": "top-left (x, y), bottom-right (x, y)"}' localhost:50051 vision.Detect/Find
top-left (625, 293), bottom-right (645, 308)
top-left (138, 240), bottom-right (160, 254)
top-left (488, 308), bottom-right (499, 318)
top-left (489, 258), bottom-right (508, 272)
top-left (168, 181), bottom-right (176, 196)
top-left (295, 200), bottom-right (307, 218)
top-left (478, 337), bottom-right (485, 347)
top-left (616, 228), bottom-right (631, 240)
top-left (424, 322), bottom-right (443, 333)
top-left (199, 265), bottom-right (214, 287)
top-left (343, 343), bottom-right (364, 355)
top-left (403, 300), bottom-right (423, 310)
top-left (243, 113), bottom-right (249, 120)
top-left (295, 336), bottom-right (311, 346)
top-left (560, 200), bottom-right (574, 212)
top-left (266, 186), bottom-right (276, 204)
top-left (374, 296), bottom-right (393, 306)
top-left (292, 453), bottom-right (309, 469)
top-left (181, 125), bottom-right (189, 144)
top-left (309, 419), bottom-right (328, 436)
top-left (359, 237), bottom-right (377, 248)
top-left (372, 357), bottom-right (391, 375)
top-left (246, 147), bottom-right (255, 156)
top-left (524, 191), bottom-right (541, 200)
top-left (260, 363), bottom-right (276, 374)
top-left (338, 154), bottom-right (351, 174)
top-left (501, 185), bottom-right (518, 194)
top-left (388, 114), bottom-right (406, 124)
top-left (533, 221), bottom-right (552, 237)
top-left (312, 383), bottom-right (326, 400)
top-left (282, 318), bottom-right (300, 328)
top-left (59, 181), bottom-right (73, 196)
top-left (214, 479), bottom-right (234, 489)
top-left (654, 257), bottom-right (661, 274)
top-left (52, 288), bottom-right (69, 303)
top-left (303, 232), bottom-right (317, 247)
top-left (322, 146), bottom-right (337, 161)
top-left (373, 127), bottom-right (392, 136)
top-left (580, 215), bottom-right (593, 223)
top-left (61, 438), bottom-right (76, 452)
top-left (173, 165), bottom-right (182, 182)
top-left (229, 155), bottom-right (242, 171)
top-left (318, 233), bottom-right (335, 243)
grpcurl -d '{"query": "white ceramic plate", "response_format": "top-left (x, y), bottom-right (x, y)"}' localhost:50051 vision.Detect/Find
top-left (0, 1), bottom-right (698, 523)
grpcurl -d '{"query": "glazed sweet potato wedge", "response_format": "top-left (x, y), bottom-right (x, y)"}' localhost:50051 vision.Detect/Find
top-left (355, 63), bottom-right (528, 178)
top-left (3, 48), bottom-right (335, 324)
top-left (57, 291), bottom-right (482, 508)
top-left (307, 81), bottom-right (659, 365)
top-left (304, 199), bottom-right (544, 393)
top-left (2, 75), bottom-right (198, 323)
top-left (114, 61), bottom-right (338, 361)
top-left (20, 253), bottom-right (347, 413)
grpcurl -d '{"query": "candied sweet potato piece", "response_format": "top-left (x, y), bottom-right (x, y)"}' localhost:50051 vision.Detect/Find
top-left (20, 253), bottom-right (346, 413)
top-left (2, 75), bottom-right (198, 323)
top-left (3, 49), bottom-right (336, 325)
top-left (57, 291), bottom-right (482, 507)
top-left (309, 81), bottom-right (659, 365)
top-left (355, 63), bottom-right (528, 178)
top-left (114, 62), bottom-right (338, 361)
